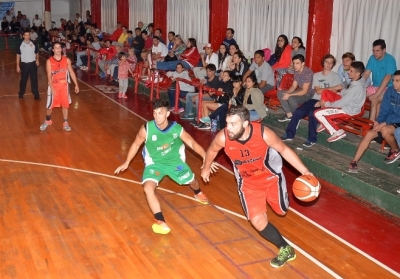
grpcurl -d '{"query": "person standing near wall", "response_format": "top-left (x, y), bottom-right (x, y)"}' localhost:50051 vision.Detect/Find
top-left (16, 30), bottom-right (40, 100)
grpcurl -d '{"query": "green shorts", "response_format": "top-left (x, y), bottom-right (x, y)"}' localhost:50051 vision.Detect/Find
top-left (142, 162), bottom-right (195, 186)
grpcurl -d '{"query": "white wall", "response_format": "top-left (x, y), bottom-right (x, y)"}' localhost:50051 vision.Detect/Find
top-left (0, 0), bottom-right (71, 28)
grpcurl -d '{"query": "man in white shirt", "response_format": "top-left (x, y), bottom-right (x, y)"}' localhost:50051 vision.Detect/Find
top-left (193, 43), bottom-right (218, 79)
top-left (148, 36), bottom-right (169, 68)
top-left (5, 10), bottom-right (13, 23)
top-left (32, 14), bottom-right (42, 28)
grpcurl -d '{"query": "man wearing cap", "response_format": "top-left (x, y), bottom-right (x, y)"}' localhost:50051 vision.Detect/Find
top-left (193, 43), bottom-right (218, 79)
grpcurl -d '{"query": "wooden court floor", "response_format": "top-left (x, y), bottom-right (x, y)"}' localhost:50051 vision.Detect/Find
top-left (0, 51), bottom-right (398, 278)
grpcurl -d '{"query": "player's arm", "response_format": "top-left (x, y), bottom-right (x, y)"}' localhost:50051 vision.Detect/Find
top-left (262, 127), bottom-right (312, 176)
top-left (180, 129), bottom-right (207, 159)
top-left (201, 130), bottom-right (226, 182)
top-left (66, 58), bottom-right (80, 94)
top-left (46, 59), bottom-right (56, 95)
top-left (114, 125), bottom-right (147, 174)
top-left (16, 54), bottom-right (21, 72)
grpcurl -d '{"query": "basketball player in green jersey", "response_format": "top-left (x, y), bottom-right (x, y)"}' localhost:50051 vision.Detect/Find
top-left (115, 99), bottom-right (217, 235)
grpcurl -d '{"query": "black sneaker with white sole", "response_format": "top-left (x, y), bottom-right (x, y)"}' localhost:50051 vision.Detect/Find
top-left (197, 123), bottom-right (211, 130)
top-left (280, 134), bottom-right (293, 141)
top-left (278, 116), bottom-right (291, 122)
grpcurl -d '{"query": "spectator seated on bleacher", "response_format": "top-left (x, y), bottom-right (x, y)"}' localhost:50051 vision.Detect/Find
top-left (314, 61), bottom-right (366, 143)
top-left (166, 31), bottom-right (175, 52)
top-left (277, 54), bottom-right (314, 122)
top-left (74, 19), bottom-right (85, 37)
top-left (147, 36), bottom-right (168, 69)
top-left (222, 28), bottom-right (236, 49)
top-left (271, 35), bottom-right (292, 70)
top-left (157, 38), bottom-right (199, 71)
top-left (363, 39), bottom-right (397, 121)
top-left (140, 31), bottom-right (153, 68)
top-left (77, 36), bottom-right (101, 70)
top-left (32, 14), bottom-right (42, 29)
top-left (242, 75), bottom-right (268, 121)
top-left (1, 17), bottom-right (9, 33)
top-left (193, 43), bottom-right (218, 79)
top-left (243, 49), bottom-right (275, 93)
top-left (126, 30), bottom-right (134, 46)
top-left (229, 51), bottom-right (249, 77)
top-left (10, 16), bottom-right (20, 35)
top-left (216, 44), bottom-right (230, 75)
top-left (275, 36), bottom-right (306, 87)
top-left (164, 34), bottom-right (186, 62)
top-left (103, 44), bottom-right (123, 79)
top-left (181, 63), bottom-right (222, 121)
top-left (349, 70), bottom-right (400, 172)
top-left (29, 28), bottom-right (38, 43)
top-left (166, 63), bottom-right (195, 113)
top-left (131, 28), bottom-right (145, 60)
top-left (202, 75), bottom-right (245, 130)
top-left (337, 52), bottom-right (371, 87)
top-left (5, 10), bottom-right (13, 23)
top-left (96, 40), bottom-right (118, 75)
top-left (280, 54), bottom-right (341, 147)
top-left (20, 15), bottom-right (30, 31)
top-left (197, 70), bottom-right (233, 130)
top-left (117, 26), bottom-right (128, 44)
top-left (154, 28), bottom-right (165, 44)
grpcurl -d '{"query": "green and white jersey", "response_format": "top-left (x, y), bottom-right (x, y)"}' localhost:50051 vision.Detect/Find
top-left (142, 120), bottom-right (185, 166)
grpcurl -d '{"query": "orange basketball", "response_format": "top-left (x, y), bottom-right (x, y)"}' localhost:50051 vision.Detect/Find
top-left (292, 175), bottom-right (321, 202)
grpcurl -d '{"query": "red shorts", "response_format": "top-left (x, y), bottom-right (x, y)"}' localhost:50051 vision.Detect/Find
top-left (238, 174), bottom-right (289, 220)
top-left (46, 82), bottom-right (71, 109)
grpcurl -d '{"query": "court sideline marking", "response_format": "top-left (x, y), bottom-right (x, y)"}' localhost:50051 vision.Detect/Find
top-left (0, 158), bottom-right (341, 279)
top-left (77, 77), bottom-right (400, 277)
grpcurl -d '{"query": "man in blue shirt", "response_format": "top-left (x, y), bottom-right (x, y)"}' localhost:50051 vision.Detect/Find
top-left (222, 28), bottom-right (236, 49)
top-left (363, 39), bottom-right (397, 120)
top-left (349, 70), bottom-right (400, 173)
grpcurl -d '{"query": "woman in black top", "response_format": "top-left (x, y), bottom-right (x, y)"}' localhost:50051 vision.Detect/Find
top-left (1, 17), bottom-right (9, 32)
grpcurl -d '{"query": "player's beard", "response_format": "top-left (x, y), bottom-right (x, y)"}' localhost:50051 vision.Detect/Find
top-left (228, 126), bottom-right (245, 141)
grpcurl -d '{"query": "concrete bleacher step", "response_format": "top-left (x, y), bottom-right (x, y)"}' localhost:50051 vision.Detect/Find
top-left (262, 114), bottom-right (400, 217)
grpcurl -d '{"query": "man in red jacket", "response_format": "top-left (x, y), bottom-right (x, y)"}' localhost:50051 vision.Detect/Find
top-left (109, 22), bottom-right (123, 42)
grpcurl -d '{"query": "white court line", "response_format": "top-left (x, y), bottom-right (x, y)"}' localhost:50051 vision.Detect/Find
top-left (78, 77), bottom-right (400, 277)
top-left (0, 158), bottom-right (342, 279)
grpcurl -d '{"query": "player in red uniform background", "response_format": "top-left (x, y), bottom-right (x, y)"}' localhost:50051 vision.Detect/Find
top-left (39, 42), bottom-right (79, 132)
top-left (201, 105), bottom-right (312, 268)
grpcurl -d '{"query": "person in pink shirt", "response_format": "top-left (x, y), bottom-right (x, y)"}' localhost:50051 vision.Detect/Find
top-left (117, 52), bottom-right (134, 99)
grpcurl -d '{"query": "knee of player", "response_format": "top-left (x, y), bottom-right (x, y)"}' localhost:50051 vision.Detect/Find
top-left (250, 214), bottom-right (269, 231)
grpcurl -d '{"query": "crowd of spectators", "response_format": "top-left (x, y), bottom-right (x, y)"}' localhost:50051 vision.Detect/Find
top-left (13, 9), bottom-right (398, 170)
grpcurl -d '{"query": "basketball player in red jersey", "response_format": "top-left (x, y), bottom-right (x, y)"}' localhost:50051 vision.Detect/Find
top-left (201, 106), bottom-right (313, 268)
top-left (39, 42), bottom-right (79, 132)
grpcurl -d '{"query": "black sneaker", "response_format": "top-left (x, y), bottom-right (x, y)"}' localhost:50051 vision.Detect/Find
top-left (280, 134), bottom-right (293, 141)
top-left (34, 96), bottom-right (41, 101)
top-left (18, 94), bottom-right (23, 99)
top-left (190, 120), bottom-right (199, 127)
top-left (302, 140), bottom-right (316, 147)
top-left (197, 123), bottom-right (211, 130)
top-left (270, 245), bottom-right (296, 268)
top-left (278, 115), bottom-right (291, 122)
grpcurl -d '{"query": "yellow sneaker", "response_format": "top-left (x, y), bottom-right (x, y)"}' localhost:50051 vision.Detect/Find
top-left (194, 192), bottom-right (209, 205)
top-left (151, 220), bottom-right (171, 235)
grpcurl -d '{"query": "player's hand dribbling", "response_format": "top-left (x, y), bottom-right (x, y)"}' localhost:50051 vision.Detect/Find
top-left (200, 168), bottom-right (211, 183)
top-left (114, 162), bottom-right (129, 175)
